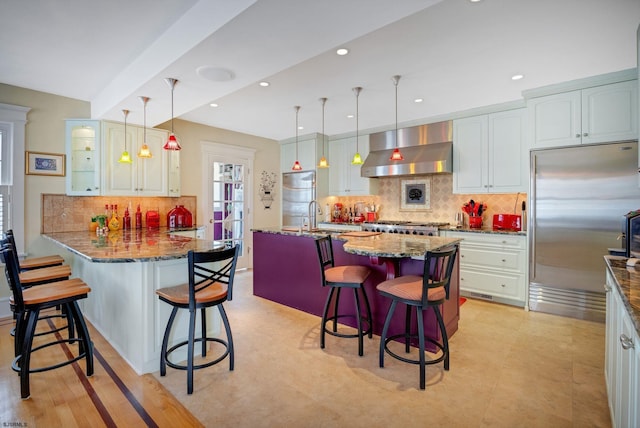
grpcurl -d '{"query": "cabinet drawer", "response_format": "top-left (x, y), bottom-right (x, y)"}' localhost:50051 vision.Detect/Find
top-left (459, 247), bottom-right (522, 270)
top-left (446, 231), bottom-right (525, 249)
top-left (460, 268), bottom-right (523, 300)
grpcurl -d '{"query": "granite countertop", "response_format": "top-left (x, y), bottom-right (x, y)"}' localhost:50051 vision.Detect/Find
top-left (43, 228), bottom-right (222, 263)
top-left (604, 256), bottom-right (640, 336)
top-left (441, 226), bottom-right (527, 236)
top-left (252, 227), bottom-right (462, 258)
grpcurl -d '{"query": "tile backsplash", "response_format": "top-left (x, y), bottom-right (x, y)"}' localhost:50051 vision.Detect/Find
top-left (331, 175), bottom-right (526, 226)
top-left (41, 194), bottom-right (197, 233)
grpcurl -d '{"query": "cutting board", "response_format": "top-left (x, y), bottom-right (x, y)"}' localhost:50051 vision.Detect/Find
top-left (339, 231), bottom-right (381, 237)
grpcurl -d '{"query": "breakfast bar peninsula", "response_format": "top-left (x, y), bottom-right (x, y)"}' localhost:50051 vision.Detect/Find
top-left (253, 229), bottom-right (462, 344)
top-left (43, 229), bottom-right (222, 374)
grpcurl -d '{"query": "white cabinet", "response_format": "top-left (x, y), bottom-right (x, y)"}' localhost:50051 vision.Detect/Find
top-left (605, 271), bottom-right (639, 428)
top-left (328, 135), bottom-right (378, 196)
top-left (168, 150), bottom-right (181, 197)
top-left (453, 109), bottom-right (527, 194)
top-left (280, 137), bottom-right (317, 172)
top-left (103, 121), bottom-right (170, 196)
top-left (442, 231), bottom-right (527, 307)
top-left (66, 120), bottom-right (102, 195)
top-left (528, 80), bottom-right (638, 148)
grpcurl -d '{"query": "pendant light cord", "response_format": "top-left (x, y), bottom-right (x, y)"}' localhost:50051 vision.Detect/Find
top-left (394, 75), bottom-right (400, 147)
top-left (353, 87), bottom-right (362, 152)
top-left (295, 106), bottom-right (300, 159)
top-left (321, 98), bottom-right (326, 157)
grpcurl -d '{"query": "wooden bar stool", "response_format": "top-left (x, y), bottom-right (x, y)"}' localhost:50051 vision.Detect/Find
top-left (315, 235), bottom-right (372, 356)
top-left (156, 246), bottom-right (239, 394)
top-left (1, 245), bottom-right (93, 399)
top-left (377, 245), bottom-right (457, 389)
top-left (6, 230), bottom-right (64, 271)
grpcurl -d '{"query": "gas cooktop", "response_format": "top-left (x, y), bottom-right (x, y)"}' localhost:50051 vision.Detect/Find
top-left (365, 220), bottom-right (450, 227)
top-left (362, 220), bottom-right (449, 236)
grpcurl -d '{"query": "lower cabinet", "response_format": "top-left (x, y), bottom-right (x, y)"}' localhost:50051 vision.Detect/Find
top-left (442, 231), bottom-right (527, 307)
top-left (605, 270), bottom-right (639, 428)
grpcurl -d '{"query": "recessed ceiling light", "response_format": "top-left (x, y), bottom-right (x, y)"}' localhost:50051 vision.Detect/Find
top-left (347, 114), bottom-right (354, 119)
top-left (210, 103), bottom-right (219, 107)
top-left (336, 48), bottom-right (349, 56)
top-left (511, 74), bottom-right (525, 81)
top-left (259, 81), bottom-right (270, 87)
top-left (414, 98), bottom-right (423, 103)
top-left (469, 0), bottom-right (482, 2)
top-left (298, 126), bottom-right (304, 130)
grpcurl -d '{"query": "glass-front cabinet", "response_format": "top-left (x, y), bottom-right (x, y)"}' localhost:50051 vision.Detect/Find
top-left (66, 120), bottom-right (101, 195)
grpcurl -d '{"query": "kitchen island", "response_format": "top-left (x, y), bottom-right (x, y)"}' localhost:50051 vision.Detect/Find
top-left (43, 229), bottom-right (223, 374)
top-left (252, 228), bottom-right (462, 347)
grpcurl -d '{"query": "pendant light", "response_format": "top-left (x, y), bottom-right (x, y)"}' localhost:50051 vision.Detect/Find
top-left (163, 78), bottom-right (182, 150)
top-left (317, 97), bottom-right (329, 168)
top-left (291, 106), bottom-right (303, 170)
top-left (390, 75), bottom-right (404, 161)
top-left (351, 87), bottom-right (363, 165)
top-left (137, 96), bottom-right (152, 158)
top-left (118, 109), bottom-right (132, 164)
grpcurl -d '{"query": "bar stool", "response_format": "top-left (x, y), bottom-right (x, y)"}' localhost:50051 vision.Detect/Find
top-left (377, 245), bottom-right (457, 389)
top-left (6, 230), bottom-right (64, 271)
top-left (1, 245), bottom-right (93, 399)
top-left (315, 235), bottom-right (372, 356)
top-left (156, 246), bottom-right (239, 394)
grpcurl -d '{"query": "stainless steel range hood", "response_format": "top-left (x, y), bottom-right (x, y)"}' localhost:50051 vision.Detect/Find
top-left (361, 121), bottom-right (453, 177)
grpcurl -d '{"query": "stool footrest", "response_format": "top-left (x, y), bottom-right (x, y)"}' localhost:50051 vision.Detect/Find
top-left (383, 333), bottom-right (446, 366)
top-left (164, 337), bottom-right (231, 372)
top-left (12, 338), bottom-right (93, 374)
top-left (323, 314), bottom-right (372, 339)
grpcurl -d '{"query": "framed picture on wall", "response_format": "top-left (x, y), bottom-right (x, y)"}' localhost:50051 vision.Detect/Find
top-left (25, 151), bottom-right (66, 176)
top-left (400, 178), bottom-right (431, 211)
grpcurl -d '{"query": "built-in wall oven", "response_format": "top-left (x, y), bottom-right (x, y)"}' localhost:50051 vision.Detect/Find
top-left (361, 220), bottom-right (447, 236)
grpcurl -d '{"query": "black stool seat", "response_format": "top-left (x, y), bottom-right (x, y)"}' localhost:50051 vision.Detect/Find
top-left (315, 236), bottom-right (372, 356)
top-left (1, 246), bottom-right (93, 399)
top-left (377, 245), bottom-right (457, 390)
top-left (156, 246), bottom-right (239, 394)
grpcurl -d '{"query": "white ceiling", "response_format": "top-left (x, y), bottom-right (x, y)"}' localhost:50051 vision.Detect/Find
top-left (2, 0), bottom-right (639, 141)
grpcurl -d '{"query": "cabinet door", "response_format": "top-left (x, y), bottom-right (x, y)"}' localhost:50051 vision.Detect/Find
top-left (135, 128), bottom-right (168, 196)
top-left (618, 303), bottom-right (638, 428)
top-left (103, 121), bottom-right (136, 195)
top-left (168, 150), bottom-right (181, 196)
top-left (528, 91), bottom-right (581, 148)
top-left (582, 80), bottom-right (638, 145)
top-left (66, 120), bottom-right (101, 195)
top-left (489, 109), bottom-right (528, 193)
top-left (453, 115), bottom-right (488, 194)
top-left (280, 139), bottom-right (316, 172)
top-left (328, 138), bottom-right (347, 195)
top-left (328, 136), bottom-right (377, 196)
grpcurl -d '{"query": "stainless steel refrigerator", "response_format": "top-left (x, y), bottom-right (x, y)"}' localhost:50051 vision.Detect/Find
top-left (282, 171), bottom-right (316, 229)
top-left (529, 141), bottom-right (640, 322)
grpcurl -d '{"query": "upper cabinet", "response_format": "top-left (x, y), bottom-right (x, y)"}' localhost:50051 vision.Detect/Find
top-left (66, 120), bottom-right (102, 196)
top-left (103, 121), bottom-right (169, 196)
top-left (328, 135), bottom-right (378, 196)
top-left (453, 108), bottom-right (527, 194)
top-left (66, 119), bottom-right (179, 197)
top-left (528, 80), bottom-right (638, 148)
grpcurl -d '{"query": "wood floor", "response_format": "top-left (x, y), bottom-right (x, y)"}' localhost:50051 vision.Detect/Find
top-left (0, 310), bottom-right (202, 427)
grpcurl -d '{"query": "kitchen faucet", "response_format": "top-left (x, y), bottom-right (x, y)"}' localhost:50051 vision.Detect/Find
top-left (308, 200), bottom-right (321, 231)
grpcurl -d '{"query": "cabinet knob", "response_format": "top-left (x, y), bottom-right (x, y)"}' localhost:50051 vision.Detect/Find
top-left (583, 132), bottom-right (589, 137)
top-left (576, 134), bottom-right (581, 138)
top-left (620, 334), bottom-right (635, 350)
top-left (460, 254), bottom-right (464, 258)
top-left (501, 259), bottom-right (506, 262)
top-left (501, 284), bottom-right (506, 287)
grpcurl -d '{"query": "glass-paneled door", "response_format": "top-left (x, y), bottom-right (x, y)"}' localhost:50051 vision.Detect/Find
top-left (202, 143), bottom-right (254, 269)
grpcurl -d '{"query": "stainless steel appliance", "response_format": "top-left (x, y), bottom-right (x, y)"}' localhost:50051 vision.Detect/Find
top-left (529, 141), bottom-right (640, 322)
top-left (361, 220), bottom-right (447, 236)
top-left (282, 171), bottom-right (316, 229)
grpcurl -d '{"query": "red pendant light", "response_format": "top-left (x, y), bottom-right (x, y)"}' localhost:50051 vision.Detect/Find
top-left (390, 75), bottom-right (403, 161)
top-left (291, 106), bottom-right (302, 171)
top-left (163, 78), bottom-right (182, 151)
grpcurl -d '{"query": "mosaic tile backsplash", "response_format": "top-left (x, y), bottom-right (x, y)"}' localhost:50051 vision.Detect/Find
top-left (333, 175), bottom-right (527, 226)
top-left (41, 194), bottom-right (197, 233)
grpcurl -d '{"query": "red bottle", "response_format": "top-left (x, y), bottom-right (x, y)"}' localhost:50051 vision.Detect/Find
top-left (122, 206), bottom-right (131, 230)
top-left (135, 204), bottom-right (142, 229)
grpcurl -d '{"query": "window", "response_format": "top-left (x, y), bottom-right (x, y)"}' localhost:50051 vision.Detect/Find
top-left (0, 103), bottom-right (28, 253)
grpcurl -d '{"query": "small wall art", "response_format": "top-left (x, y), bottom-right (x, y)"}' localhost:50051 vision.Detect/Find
top-left (259, 171), bottom-right (277, 209)
top-left (400, 178), bottom-right (431, 211)
top-left (25, 151), bottom-right (66, 176)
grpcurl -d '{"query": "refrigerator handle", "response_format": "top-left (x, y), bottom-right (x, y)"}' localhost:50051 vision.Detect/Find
top-left (530, 154), bottom-right (536, 279)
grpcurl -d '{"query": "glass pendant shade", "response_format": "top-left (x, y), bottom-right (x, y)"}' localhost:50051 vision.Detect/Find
top-left (291, 105), bottom-right (302, 171)
top-left (138, 96), bottom-right (153, 158)
top-left (390, 75), bottom-right (403, 161)
top-left (351, 152), bottom-right (363, 165)
top-left (118, 109), bottom-right (133, 164)
top-left (164, 78), bottom-right (182, 151)
top-left (390, 147), bottom-right (404, 161)
top-left (317, 97), bottom-right (329, 168)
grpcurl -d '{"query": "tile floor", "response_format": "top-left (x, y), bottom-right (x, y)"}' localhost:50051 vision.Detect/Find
top-left (153, 269), bottom-right (611, 427)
